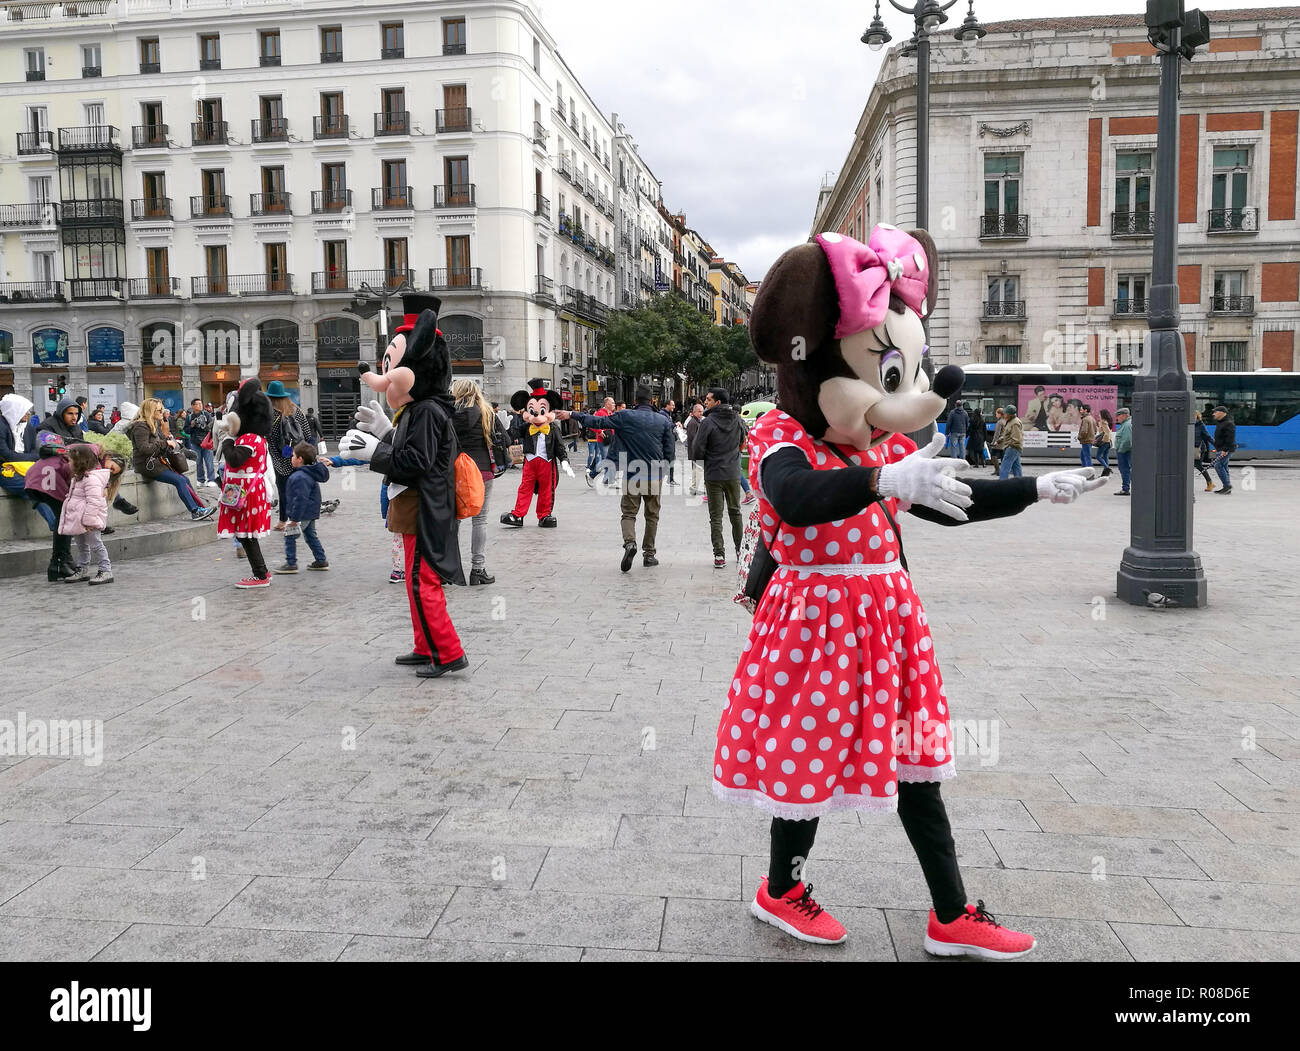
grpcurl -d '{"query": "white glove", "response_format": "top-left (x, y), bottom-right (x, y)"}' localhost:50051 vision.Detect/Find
top-left (876, 434), bottom-right (973, 522)
top-left (1036, 467), bottom-right (1107, 504)
top-left (560, 461), bottom-right (575, 478)
top-left (339, 428), bottom-right (379, 462)
top-left (354, 399), bottom-right (393, 439)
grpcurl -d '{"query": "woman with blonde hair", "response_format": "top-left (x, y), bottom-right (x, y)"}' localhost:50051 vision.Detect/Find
top-left (451, 378), bottom-right (506, 585)
top-left (127, 399), bottom-right (213, 520)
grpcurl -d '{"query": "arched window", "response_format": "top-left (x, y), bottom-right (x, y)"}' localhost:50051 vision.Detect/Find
top-left (258, 319), bottom-right (299, 364)
top-left (87, 326), bottom-right (124, 364)
top-left (315, 316), bottom-right (360, 361)
top-left (198, 321), bottom-right (242, 368)
top-left (141, 322), bottom-right (176, 368)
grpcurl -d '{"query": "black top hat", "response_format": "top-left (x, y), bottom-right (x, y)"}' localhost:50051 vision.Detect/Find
top-left (394, 293), bottom-right (443, 336)
top-left (511, 378), bottom-right (562, 412)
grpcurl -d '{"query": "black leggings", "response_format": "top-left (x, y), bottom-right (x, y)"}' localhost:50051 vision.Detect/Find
top-left (238, 537), bottom-right (269, 580)
top-left (768, 781), bottom-right (967, 923)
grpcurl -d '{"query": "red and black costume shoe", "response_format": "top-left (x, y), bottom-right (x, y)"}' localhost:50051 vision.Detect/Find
top-left (504, 379), bottom-right (568, 526)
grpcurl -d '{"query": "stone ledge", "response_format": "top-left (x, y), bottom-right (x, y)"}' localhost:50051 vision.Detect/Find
top-left (0, 515), bottom-right (219, 579)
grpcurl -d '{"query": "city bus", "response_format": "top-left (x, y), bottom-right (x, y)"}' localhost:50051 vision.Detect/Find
top-left (938, 364), bottom-right (1300, 459)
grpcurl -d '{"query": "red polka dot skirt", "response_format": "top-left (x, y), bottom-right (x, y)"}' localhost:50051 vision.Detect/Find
top-left (217, 434), bottom-right (273, 539)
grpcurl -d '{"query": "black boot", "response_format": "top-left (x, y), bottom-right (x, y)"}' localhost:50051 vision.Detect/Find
top-left (469, 567), bottom-right (495, 585)
top-left (113, 496), bottom-right (138, 516)
top-left (500, 512), bottom-right (524, 528)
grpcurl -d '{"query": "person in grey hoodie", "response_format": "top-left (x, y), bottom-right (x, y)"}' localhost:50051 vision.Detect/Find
top-left (691, 387), bottom-right (748, 567)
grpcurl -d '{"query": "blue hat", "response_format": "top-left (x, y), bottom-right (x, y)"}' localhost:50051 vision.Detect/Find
top-left (264, 380), bottom-right (290, 399)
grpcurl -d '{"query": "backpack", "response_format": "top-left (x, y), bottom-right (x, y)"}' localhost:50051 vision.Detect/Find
top-left (454, 452), bottom-right (484, 519)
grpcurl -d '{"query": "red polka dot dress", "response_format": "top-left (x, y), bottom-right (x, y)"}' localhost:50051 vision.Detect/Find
top-left (712, 411), bottom-right (955, 818)
top-left (217, 434), bottom-right (273, 539)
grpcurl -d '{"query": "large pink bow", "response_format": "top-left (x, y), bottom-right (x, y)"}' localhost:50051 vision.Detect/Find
top-left (815, 227), bottom-right (930, 339)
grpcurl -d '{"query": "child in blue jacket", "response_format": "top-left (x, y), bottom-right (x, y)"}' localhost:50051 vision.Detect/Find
top-left (278, 442), bottom-right (330, 573)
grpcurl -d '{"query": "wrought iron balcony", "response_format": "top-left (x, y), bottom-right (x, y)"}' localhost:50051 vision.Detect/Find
top-left (0, 202), bottom-right (60, 227)
top-left (69, 278), bottom-right (126, 300)
top-left (561, 286), bottom-right (608, 324)
top-left (533, 121), bottom-right (547, 145)
top-left (130, 197), bottom-right (172, 220)
top-left (0, 281), bottom-right (63, 302)
top-left (140, 61), bottom-right (161, 74)
top-left (193, 273), bottom-right (294, 297)
top-left (1208, 207), bottom-right (1258, 233)
top-left (1113, 298), bottom-right (1148, 317)
top-left (372, 186), bottom-right (414, 210)
top-left (375, 111), bottom-right (410, 136)
top-left (535, 193), bottom-right (550, 217)
top-left (1112, 211), bottom-right (1155, 237)
top-left (192, 121), bottom-right (229, 146)
top-left (127, 277), bottom-right (180, 299)
top-left (260, 55), bottom-right (281, 67)
top-left (429, 267), bottom-right (483, 290)
top-left (320, 50), bottom-right (343, 64)
top-left (982, 299), bottom-right (1027, 319)
top-left (26, 69), bottom-right (45, 81)
top-left (433, 184), bottom-right (475, 208)
top-left (251, 117), bottom-right (289, 143)
top-left (536, 275), bottom-right (555, 300)
top-left (190, 194), bottom-right (231, 218)
top-left (979, 213), bottom-right (1029, 239)
top-left (314, 114), bottom-right (348, 139)
top-left (436, 107), bottom-right (472, 133)
top-left (1209, 294), bottom-right (1254, 315)
top-left (443, 42), bottom-right (466, 56)
top-left (82, 66), bottom-right (101, 78)
top-left (311, 269), bottom-right (414, 293)
top-left (62, 199), bottom-right (124, 223)
top-left (132, 124), bottom-right (169, 149)
top-left (382, 47), bottom-right (404, 60)
top-left (58, 125), bottom-right (119, 151)
top-left (250, 191), bottom-right (291, 216)
top-left (199, 57), bottom-right (221, 71)
top-left (311, 189), bottom-right (353, 213)
top-left (17, 130), bottom-right (54, 154)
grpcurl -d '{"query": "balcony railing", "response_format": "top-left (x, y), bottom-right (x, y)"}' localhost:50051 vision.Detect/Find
top-left (192, 120), bottom-right (229, 146)
top-left (436, 107), bottom-right (472, 133)
top-left (82, 66), bottom-right (101, 78)
top-left (140, 61), bottom-right (161, 74)
top-left (1209, 294), bottom-right (1254, 315)
top-left (190, 194), bottom-right (232, 218)
top-left (127, 277), bottom-right (180, 299)
top-left (314, 114), bottom-right (348, 139)
top-left (433, 184), bottom-right (475, 208)
top-left (979, 213), bottom-right (1030, 239)
top-left (321, 50), bottom-right (343, 63)
top-left (62, 199), bottom-right (124, 223)
top-left (17, 130), bottom-right (54, 154)
top-left (1113, 298), bottom-right (1148, 317)
top-left (429, 267), bottom-right (483, 290)
top-left (533, 121), bottom-right (547, 145)
top-left (561, 286), bottom-right (609, 324)
top-left (193, 273), bottom-right (294, 297)
top-left (250, 191), bottom-right (291, 216)
top-left (443, 41), bottom-right (466, 56)
top-left (312, 269), bottom-right (415, 293)
top-left (199, 57), bottom-right (221, 71)
top-left (0, 281), bottom-right (63, 302)
top-left (535, 193), bottom-right (550, 217)
top-left (132, 124), bottom-right (169, 148)
top-left (260, 54), bottom-right (281, 67)
top-left (130, 197), bottom-right (172, 220)
top-left (1208, 207), bottom-right (1258, 233)
top-left (382, 47), bottom-right (404, 60)
top-left (982, 299), bottom-right (1027, 319)
top-left (536, 275), bottom-right (555, 299)
top-left (0, 202), bottom-right (60, 227)
top-left (372, 186), bottom-right (414, 210)
top-left (69, 278), bottom-right (126, 300)
top-left (1112, 211), bottom-right (1155, 237)
top-left (26, 69), bottom-right (45, 81)
top-left (311, 189), bottom-right (352, 213)
top-left (251, 117), bottom-right (289, 143)
top-left (375, 111), bottom-right (410, 136)
top-left (58, 126), bottom-right (119, 151)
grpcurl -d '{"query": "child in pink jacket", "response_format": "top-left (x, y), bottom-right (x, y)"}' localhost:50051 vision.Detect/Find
top-left (59, 445), bottom-right (124, 585)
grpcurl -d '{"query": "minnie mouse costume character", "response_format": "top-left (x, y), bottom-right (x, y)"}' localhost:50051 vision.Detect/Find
top-left (353, 293), bottom-right (469, 678)
top-left (716, 226), bottom-right (1104, 956)
top-left (500, 378), bottom-right (571, 528)
top-left (216, 378), bottom-right (276, 589)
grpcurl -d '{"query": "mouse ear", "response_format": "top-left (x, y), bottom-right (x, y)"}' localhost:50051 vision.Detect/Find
top-left (750, 242), bottom-right (839, 365)
top-left (906, 228), bottom-right (940, 320)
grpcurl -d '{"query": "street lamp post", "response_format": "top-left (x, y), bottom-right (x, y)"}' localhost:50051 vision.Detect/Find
top-left (1116, 1), bottom-right (1211, 609)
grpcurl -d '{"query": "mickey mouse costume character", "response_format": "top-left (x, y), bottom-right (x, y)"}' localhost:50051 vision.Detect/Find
top-left (716, 226), bottom-right (1105, 957)
top-left (215, 378), bottom-right (276, 588)
top-left (500, 378), bottom-right (572, 528)
top-left (352, 293), bottom-right (469, 678)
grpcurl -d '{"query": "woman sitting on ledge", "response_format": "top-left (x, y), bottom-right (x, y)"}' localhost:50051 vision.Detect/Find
top-left (127, 399), bottom-right (215, 522)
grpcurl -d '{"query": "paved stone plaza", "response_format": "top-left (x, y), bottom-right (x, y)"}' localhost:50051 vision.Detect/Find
top-left (1, 460), bottom-right (1298, 962)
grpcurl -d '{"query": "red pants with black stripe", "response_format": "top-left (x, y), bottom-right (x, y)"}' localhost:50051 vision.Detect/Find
top-left (403, 534), bottom-right (464, 665)
top-left (511, 456), bottom-right (556, 519)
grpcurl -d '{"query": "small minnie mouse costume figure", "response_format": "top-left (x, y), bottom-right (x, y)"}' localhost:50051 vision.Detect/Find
top-left (215, 378), bottom-right (276, 589)
top-left (500, 378), bottom-right (571, 528)
top-left (715, 226), bottom-right (1104, 957)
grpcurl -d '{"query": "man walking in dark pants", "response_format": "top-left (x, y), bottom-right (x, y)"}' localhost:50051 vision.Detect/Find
top-left (1211, 405), bottom-right (1237, 494)
top-left (559, 385), bottom-right (674, 572)
top-left (691, 388), bottom-right (747, 568)
top-left (186, 398), bottom-right (215, 486)
top-left (659, 399), bottom-right (677, 487)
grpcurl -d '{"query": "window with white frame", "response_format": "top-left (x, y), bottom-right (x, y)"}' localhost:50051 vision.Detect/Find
top-left (24, 48), bottom-right (45, 77)
top-left (1210, 340), bottom-right (1247, 370)
top-left (82, 44), bottom-right (102, 74)
top-left (985, 275), bottom-right (1021, 317)
top-left (1116, 273), bottom-right (1149, 314)
top-left (1210, 147), bottom-right (1254, 230)
top-left (1114, 151), bottom-right (1153, 234)
top-left (1212, 270), bottom-right (1249, 312)
top-left (983, 154), bottom-right (1022, 216)
top-left (985, 344), bottom-right (1021, 364)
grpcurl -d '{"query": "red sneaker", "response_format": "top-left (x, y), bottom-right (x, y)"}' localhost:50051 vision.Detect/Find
top-left (750, 877), bottom-right (847, 945)
top-left (234, 576), bottom-right (272, 589)
top-left (924, 901), bottom-right (1036, 960)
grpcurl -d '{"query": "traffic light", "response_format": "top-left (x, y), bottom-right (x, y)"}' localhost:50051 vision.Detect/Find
top-left (48, 385), bottom-right (57, 400)
top-left (58, 375), bottom-right (67, 396)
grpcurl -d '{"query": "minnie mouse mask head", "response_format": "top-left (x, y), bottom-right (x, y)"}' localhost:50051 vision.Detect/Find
top-left (510, 379), bottom-right (563, 429)
top-left (750, 225), bottom-right (965, 450)
top-left (358, 293), bottom-right (452, 411)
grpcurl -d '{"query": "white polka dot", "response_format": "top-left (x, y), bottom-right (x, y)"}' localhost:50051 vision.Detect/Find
top-left (873, 713), bottom-right (886, 728)
top-left (809, 758), bottom-right (824, 774)
top-left (822, 232), bottom-right (843, 243)
top-left (840, 723), bottom-right (854, 738)
top-left (919, 637), bottom-right (933, 652)
top-left (741, 708), bottom-right (756, 723)
top-left (810, 690), bottom-right (826, 706)
top-left (827, 707), bottom-right (840, 723)
top-left (819, 736), bottom-right (833, 751)
top-left (876, 659), bottom-right (890, 674)
top-left (765, 738), bottom-right (778, 752)
top-left (869, 739), bottom-right (884, 754)
top-left (804, 526), bottom-right (818, 540)
top-left (780, 715), bottom-right (791, 728)
top-left (774, 781), bottom-right (787, 796)
top-left (893, 444), bottom-right (906, 455)
top-left (730, 726), bottom-right (742, 740)
top-left (720, 745), bottom-right (730, 760)
top-left (869, 536), bottom-right (882, 550)
top-left (756, 755), bottom-right (767, 769)
top-left (773, 428), bottom-right (784, 440)
top-left (758, 714), bottom-right (771, 729)
top-left (849, 701), bottom-right (860, 715)
top-left (790, 648), bottom-right (804, 663)
top-left (733, 773), bottom-right (746, 786)
top-left (791, 737), bottom-right (807, 752)
top-left (884, 781), bottom-right (896, 795)
top-left (872, 514), bottom-right (880, 526)
top-left (800, 550), bottom-right (814, 563)
top-left (801, 784), bottom-right (816, 799)
top-left (715, 764), bottom-right (723, 777)
top-left (801, 716), bottom-right (817, 731)
top-left (781, 759), bottom-right (796, 774)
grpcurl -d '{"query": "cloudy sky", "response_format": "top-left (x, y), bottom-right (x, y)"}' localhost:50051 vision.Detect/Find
top-left (539, 0), bottom-right (1277, 281)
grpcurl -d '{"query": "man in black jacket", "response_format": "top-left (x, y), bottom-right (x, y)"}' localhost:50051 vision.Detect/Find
top-left (692, 388), bottom-right (748, 568)
top-left (1210, 405), bottom-right (1237, 494)
top-left (560, 385), bottom-right (674, 571)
